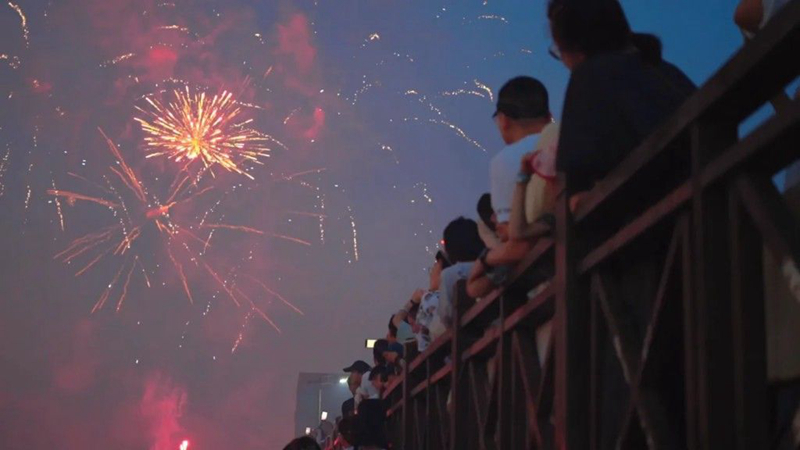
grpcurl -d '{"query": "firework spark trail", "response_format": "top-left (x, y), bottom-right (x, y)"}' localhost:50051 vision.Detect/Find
top-left (51, 177), bottom-right (65, 231)
top-left (347, 206), bottom-right (359, 262)
top-left (473, 79), bottom-right (494, 102)
top-left (99, 53), bottom-right (136, 68)
top-left (285, 210), bottom-right (326, 218)
top-left (477, 14), bottom-right (509, 24)
top-left (8, 2), bottom-right (29, 48)
top-left (280, 167), bottom-right (326, 181)
top-left (199, 223), bottom-right (312, 246)
top-left (135, 87), bottom-right (271, 180)
top-left (440, 88), bottom-right (486, 99)
top-left (403, 117), bottom-right (487, 152)
top-left (158, 25), bottom-right (190, 33)
top-left (350, 82), bottom-right (377, 106)
top-left (0, 143), bottom-right (9, 197)
top-left (283, 107), bottom-right (300, 125)
top-left (0, 54), bottom-right (21, 69)
top-left (23, 126), bottom-right (39, 227)
top-left (405, 90), bottom-right (444, 116)
top-left (319, 194), bottom-right (325, 244)
top-left (412, 182), bottom-right (434, 204)
top-left (242, 274), bottom-right (304, 315)
top-left (231, 310), bottom-right (253, 353)
top-left (380, 144), bottom-right (399, 164)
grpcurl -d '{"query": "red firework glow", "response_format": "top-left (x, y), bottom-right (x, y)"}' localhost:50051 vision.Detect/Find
top-left (180, 439), bottom-right (190, 450)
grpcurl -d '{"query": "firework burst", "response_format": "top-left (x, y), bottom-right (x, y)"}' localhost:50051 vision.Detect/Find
top-left (49, 128), bottom-right (288, 317)
top-left (135, 87), bottom-right (270, 180)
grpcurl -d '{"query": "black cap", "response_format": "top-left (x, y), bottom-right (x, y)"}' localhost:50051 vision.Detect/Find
top-left (343, 360), bottom-right (371, 374)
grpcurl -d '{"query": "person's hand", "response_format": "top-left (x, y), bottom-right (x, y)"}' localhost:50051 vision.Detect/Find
top-left (520, 152), bottom-right (536, 175)
top-left (410, 288), bottom-right (425, 304)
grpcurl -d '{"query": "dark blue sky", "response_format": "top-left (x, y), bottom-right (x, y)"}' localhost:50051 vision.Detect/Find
top-left (0, 1), bottom-right (743, 448)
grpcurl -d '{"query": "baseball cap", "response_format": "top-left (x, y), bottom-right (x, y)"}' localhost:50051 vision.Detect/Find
top-left (343, 360), bottom-right (371, 374)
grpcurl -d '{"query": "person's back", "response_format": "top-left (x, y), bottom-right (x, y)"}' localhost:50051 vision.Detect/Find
top-left (558, 48), bottom-right (695, 193)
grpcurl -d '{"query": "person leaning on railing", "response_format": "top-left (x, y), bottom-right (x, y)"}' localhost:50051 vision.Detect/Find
top-left (546, 0), bottom-right (696, 447)
top-left (428, 217), bottom-right (486, 341)
top-left (467, 77), bottom-right (556, 300)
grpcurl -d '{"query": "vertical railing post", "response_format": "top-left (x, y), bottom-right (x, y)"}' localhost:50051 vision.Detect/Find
top-left (450, 281), bottom-right (470, 450)
top-left (401, 343), bottom-right (411, 450)
top-left (688, 117), bottom-right (739, 449)
top-left (496, 294), bottom-right (511, 450)
top-left (728, 175), bottom-right (768, 450)
top-left (553, 179), bottom-right (590, 450)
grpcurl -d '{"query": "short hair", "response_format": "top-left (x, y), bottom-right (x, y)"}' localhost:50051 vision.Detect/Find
top-left (337, 415), bottom-right (359, 445)
top-left (387, 316), bottom-right (398, 337)
top-left (548, 0), bottom-right (662, 64)
top-left (443, 217), bottom-right (485, 263)
top-left (477, 193), bottom-right (495, 232)
top-left (369, 365), bottom-right (389, 382)
top-left (495, 76), bottom-right (549, 121)
top-left (373, 339), bottom-right (389, 365)
top-left (282, 436), bottom-right (321, 450)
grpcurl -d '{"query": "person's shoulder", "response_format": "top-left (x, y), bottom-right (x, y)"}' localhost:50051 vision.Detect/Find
top-left (658, 59), bottom-right (697, 92)
top-left (499, 134), bottom-right (539, 162)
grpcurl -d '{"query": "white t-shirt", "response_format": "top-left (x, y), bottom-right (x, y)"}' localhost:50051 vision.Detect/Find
top-left (415, 290), bottom-right (440, 352)
top-left (429, 262), bottom-right (473, 340)
top-left (355, 370), bottom-right (380, 406)
top-left (491, 134), bottom-right (539, 223)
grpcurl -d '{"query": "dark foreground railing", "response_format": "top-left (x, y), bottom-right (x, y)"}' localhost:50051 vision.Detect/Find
top-left (383, 1), bottom-right (800, 449)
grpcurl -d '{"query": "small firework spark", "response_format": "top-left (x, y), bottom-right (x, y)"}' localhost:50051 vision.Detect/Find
top-left (135, 87), bottom-right (271, 180)
top-left (100, 53), bottom-right (135, 68)
top-left (403, 117), bottom-right (487, 152)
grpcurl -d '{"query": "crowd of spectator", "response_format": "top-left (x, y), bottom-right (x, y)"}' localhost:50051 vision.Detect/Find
top-left (283, 0), bottom-right (800, 448)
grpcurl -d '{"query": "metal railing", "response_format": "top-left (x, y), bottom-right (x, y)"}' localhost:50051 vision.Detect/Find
top-left (383, 2), bottom-right (800, 448)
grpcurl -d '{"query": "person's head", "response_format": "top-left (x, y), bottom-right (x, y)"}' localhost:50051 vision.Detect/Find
top-left (372, 339), bottom-right (390, 366)
top-left (477, 193), bottom-right (496, 232)
top-left (347, 372), bottom-right (360, 396)
top-left (547, 0), bottom-right (662, 70)
top-left (443, 217), bottom-right (485, 263)
top-left (343, 360), bottom-right (370, 388)
top-left (283, 436), bottom-right (321, 450)
top-left (493, 76), bottom-right (551, 145)
top-left (336, 415), bottom-right (358, 447)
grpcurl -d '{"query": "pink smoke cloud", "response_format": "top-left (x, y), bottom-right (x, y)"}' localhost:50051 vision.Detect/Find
top-left (275, 14), bottom-right (316, 74)
top-left (304, 107), bottom-right (326, 140)
top-left (140, 372), bottom-right (188, 450)
top-left (52, 319), bottom-right (99, 394)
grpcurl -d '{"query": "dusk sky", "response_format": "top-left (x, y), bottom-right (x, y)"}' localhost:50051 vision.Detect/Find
top-left (0, 1), bottom-right (742, 448)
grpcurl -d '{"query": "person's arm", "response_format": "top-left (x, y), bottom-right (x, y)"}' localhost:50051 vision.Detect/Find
top-left (466, 260), bottom-right (496, 299)
top-left (484, 239), bottom-right (532, 267)
top-left (508, 171), bottom-right (554, 240)
top-left (392, 289), bottom-right (424, 326)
